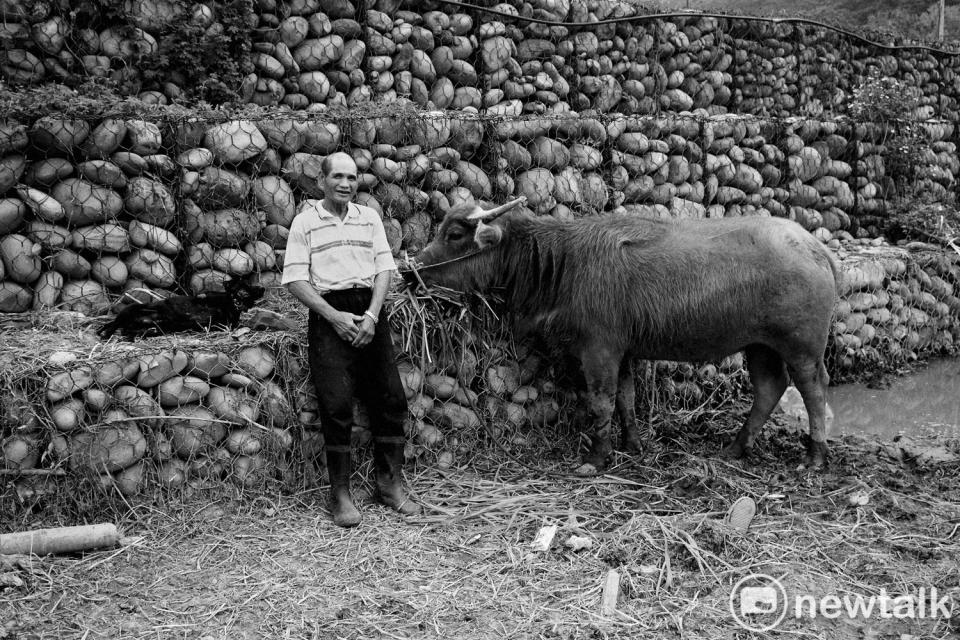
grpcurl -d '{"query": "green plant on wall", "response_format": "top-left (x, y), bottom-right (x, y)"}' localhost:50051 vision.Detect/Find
top-left (887, 202), bottom-right (960, 250)
top-left (847, 71), bottom-right (920, 198)
top-left (67, 0), bottom-right (254, 105)
top-left (848, 69), bottom-right (923, 123)
top-left (137, 0), bottom-right (255, 105)
top-left (848, 69), bottom-right (960, 243)
top-left (848, 69), bottom-right (925, 189)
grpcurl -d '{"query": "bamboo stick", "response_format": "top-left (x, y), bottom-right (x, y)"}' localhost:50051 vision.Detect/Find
top-left (0, 523), bottom-right (119, 556)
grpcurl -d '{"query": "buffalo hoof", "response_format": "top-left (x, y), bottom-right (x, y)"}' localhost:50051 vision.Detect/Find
top-left (573, 462), bottom-right (600, 476)
top-left (622, 438), bottom-right (644, 455)
top-left (804, 441), bottom-right (829, 469)
top-left (720, 441), bottom-right (749, 460)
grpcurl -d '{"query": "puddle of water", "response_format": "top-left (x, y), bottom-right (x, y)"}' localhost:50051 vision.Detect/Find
top-left (827, 358), bottom-right (960, 440)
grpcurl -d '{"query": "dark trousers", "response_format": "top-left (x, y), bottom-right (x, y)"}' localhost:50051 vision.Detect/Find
top-left (307, 288), bottom-right (407, 452)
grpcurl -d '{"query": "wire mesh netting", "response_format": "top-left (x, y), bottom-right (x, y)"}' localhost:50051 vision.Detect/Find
top-left (2, 3), bottom-right (960, 114)
top-left (0, 322), bottom-right (313, 497)
top-left (3, 1), bottom-right (960, 497)
top-left (0, 107), bottom-right (956, 313)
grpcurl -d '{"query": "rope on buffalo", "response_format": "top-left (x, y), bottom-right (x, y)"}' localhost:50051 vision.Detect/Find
top-left (399, 249), bottom-right (487, 275)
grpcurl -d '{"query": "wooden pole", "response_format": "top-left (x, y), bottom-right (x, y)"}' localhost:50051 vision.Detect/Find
top-left (0, 523), bottom-right (119, 556)
top-left (940, 0), bottom-right (946, 42)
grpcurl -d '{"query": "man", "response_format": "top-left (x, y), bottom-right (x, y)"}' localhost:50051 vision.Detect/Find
top-left (282, 151), bottom-right (419, 527)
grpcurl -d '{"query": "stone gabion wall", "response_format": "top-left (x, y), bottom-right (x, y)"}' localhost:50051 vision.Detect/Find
top-left (0, 110), bottom-right (957, 314)
top-left (3, 1), bottom-right (960, 312)
top-left (0, 0), bottom-right (254, 104)
top-left (832, 240), bottom-right (960, 375)
top-left (2, 1), bottom-right (959, 119)
top-left (4, 1), bottom-right (960, 497)
top-left (2, 340), bottom-right (306, 497)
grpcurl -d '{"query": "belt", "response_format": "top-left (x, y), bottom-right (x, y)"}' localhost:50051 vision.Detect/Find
top-left (322, 286), bottom-right (372, 298)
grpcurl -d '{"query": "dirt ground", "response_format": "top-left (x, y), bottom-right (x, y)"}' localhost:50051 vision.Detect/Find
top-left (3, 409), bottom-right (960, 640)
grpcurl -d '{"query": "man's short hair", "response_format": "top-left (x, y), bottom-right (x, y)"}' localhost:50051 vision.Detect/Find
top-left (321, 152), bottom-right (355, 178)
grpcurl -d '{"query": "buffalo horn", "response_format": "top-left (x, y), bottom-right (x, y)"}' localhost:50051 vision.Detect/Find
top-left (467, 196), bottom-right (527, 221)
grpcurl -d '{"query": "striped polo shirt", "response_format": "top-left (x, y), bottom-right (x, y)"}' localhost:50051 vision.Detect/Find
top-left (281, 199), bottom-right (397, 293)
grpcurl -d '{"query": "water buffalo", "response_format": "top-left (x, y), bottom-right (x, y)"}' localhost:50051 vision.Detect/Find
top-left (407, 196), bottom-right (840, 475)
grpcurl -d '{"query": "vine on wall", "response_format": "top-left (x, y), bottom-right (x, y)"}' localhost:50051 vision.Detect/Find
top-left (849, 70), bottom-right (960, 244)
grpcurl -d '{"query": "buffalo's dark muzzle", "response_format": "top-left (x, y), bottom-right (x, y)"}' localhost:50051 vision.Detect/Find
top-left (401, 270), bottom-right (418, 288)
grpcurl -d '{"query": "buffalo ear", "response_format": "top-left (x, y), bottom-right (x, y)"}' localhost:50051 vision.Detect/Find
top-left (474, 221), bottom-right (503, 249)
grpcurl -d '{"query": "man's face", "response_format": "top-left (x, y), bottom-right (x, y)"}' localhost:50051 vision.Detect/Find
top-left (323, 155), bottom-right (359, 205)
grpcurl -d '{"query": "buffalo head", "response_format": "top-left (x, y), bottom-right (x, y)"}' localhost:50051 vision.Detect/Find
top-left (404, 196), bottom-right (526, 290)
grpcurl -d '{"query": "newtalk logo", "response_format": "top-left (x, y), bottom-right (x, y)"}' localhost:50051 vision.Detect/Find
top-left (730, 574), bottom-right (955, 632)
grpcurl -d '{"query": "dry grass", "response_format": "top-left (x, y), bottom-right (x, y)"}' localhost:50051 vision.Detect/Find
top-left (3, 415), bottom-right (960, 640)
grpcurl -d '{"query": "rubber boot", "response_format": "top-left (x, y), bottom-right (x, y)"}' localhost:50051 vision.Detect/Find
top-left (325, 448), bottom-right (360, 528)
top-left (373, 440), bottom-right (421, 516)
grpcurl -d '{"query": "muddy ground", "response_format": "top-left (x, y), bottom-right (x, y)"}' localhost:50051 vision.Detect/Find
top-left (2, 408), bottom-right (960, 640)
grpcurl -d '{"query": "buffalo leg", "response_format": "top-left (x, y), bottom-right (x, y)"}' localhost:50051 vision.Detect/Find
top-left (575, 346), bottom-right (619, 476)
top-left (723, 344), bottom-right (788, 459)
top-left (616, 357), bottom-right (643, 453)
top-left (789, 358), bottom-right (830, 468)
